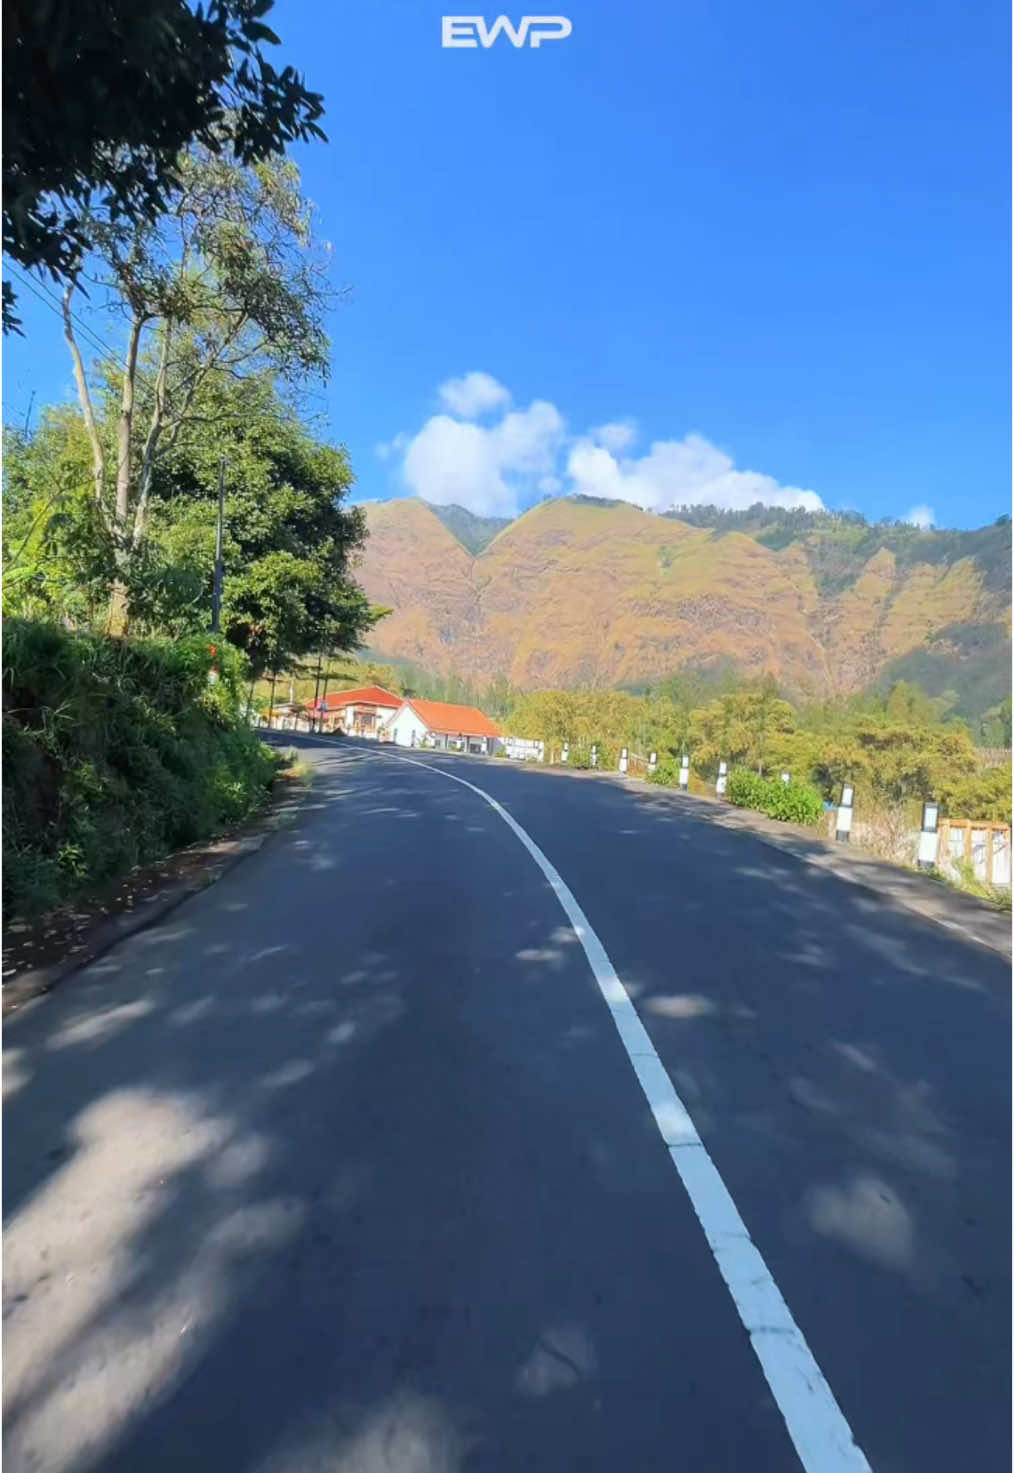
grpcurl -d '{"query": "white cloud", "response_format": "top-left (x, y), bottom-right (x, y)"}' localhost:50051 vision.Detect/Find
top-left (566, 431), bottom-right (823, 513)
top-left (589, 420), bottom-right (637, 454)
top-left (400, 400), bottom-right (564, 516)
top-left (383, 373), bottom-right (823, 517)
top-left (437, 371), bottom-right (511, 419)
top-left (904, 504), bottom-right (935, 529)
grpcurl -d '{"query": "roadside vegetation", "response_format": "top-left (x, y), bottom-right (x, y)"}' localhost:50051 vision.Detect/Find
top-left (505, 677), bottom-right (1012, 828)
top-left (3, 621), bottom-right (280, 916)
top-left (2, 6), bottom-right (380, 918)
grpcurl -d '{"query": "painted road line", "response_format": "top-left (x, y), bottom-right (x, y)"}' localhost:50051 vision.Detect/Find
top-left (380, 749), bottom-right (873, 1473)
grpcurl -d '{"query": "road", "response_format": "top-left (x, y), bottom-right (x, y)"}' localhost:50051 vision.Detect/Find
top-left (3, 739), bottom-right (1010, 1473)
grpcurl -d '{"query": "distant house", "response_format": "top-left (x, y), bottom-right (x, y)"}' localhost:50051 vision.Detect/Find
top-left (308, 685), bottom-right (402, 737)
top-left (263, 702), bottom-right (309, 732)
top-left (384, 698), bottom-right (502, 755)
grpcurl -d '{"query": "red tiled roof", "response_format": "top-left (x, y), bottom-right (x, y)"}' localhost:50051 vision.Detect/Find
top-left (404, 699), bottom-right (501, 738)
top-left (307, 685), bottom-right (402, 711)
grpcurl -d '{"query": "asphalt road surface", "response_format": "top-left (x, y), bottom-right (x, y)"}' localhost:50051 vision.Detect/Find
top-left (4, 739), bottom-right (1010, 1473)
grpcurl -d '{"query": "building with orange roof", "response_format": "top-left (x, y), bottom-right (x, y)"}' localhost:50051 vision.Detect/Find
top-left (306, 685), bottom-right (402, 736)
top-left (383, 698), bottom-right (503, 755)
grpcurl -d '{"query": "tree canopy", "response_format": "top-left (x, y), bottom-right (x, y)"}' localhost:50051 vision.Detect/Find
top-left (3, 373), bottom-right (379, 671)
top-left (3, 0), bottom-right (324, 327)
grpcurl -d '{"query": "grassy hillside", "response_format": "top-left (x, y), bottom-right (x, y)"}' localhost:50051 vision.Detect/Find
top-left (355, 497), bottom-right (1011, 713)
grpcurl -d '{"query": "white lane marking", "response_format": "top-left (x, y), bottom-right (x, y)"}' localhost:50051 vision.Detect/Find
top-left (378, 750), bottom-right (873, 1473)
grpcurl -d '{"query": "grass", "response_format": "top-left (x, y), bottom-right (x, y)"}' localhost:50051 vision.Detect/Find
top-left (930, 860), bottom-right (1013, 911)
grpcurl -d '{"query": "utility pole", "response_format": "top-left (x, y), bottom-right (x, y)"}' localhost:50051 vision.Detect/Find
top-left (312, 649), bottom-right (324, 731)
top-left (320, 652), bottom-right (332, 735)
top-left (210, 457), bottom-right (226, 633)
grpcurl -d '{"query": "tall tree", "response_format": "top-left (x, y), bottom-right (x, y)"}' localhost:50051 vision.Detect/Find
top-left (60, 146), bottom-right (331, 629)
top-left (146, 371), bottom-right (378, 672)
top-left (3, 0), bottom-right (324, 327)
top-left (3, 374), bottom-right (380, 668)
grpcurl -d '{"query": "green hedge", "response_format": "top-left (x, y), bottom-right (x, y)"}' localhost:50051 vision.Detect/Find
top-left (726, 768), bottom-right (824, 826)
top-left (3, 619), bottom-right (280, 916)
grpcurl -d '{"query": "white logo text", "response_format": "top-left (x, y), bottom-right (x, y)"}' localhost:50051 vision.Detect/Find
top-left (441, 15), bottom-right (573, 49)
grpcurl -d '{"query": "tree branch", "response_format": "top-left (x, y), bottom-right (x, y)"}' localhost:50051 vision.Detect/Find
top-left (61, 283), bottom-right (106, 509)
top-left (115, 310), bottom-right (146, 530)
top-left (131, 320), bottom-right (172, 549)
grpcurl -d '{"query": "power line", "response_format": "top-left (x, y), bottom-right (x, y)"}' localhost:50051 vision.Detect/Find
top-left (5, 264), bottom-right (332, 436)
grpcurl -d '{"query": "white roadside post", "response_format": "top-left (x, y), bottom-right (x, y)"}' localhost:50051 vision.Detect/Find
top-left (619, 746), bottom-right (628, 774)
top-left (561, 741), bottom-right (569, 764)
top-left (678, 754), bottom-right (690, 791)
top-left (781, 771), bottom-right (791, 785)
top-left (835, 781), bottom-right (854, 842)
top-left (716, 760), bottom-right (728, 797)
top-left (648, 750), bottom-right (658, 776)
top-left (591, 743), bottom-right (599, 769)
top-left (917, 799), bottom-right (940, 870)
top-left (538, 740), bottom-right (545, 764)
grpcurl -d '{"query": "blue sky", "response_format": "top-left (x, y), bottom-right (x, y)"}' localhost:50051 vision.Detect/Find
top-left (4, 0), bottom-right (1009, 528)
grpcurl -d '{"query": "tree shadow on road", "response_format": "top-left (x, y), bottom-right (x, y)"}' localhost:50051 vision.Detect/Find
top-left (4, 749), bottom-right (794, 1473)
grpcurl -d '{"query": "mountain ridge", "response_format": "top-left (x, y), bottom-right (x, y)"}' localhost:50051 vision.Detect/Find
top-left (356, 496), bottom-right (1011, 708)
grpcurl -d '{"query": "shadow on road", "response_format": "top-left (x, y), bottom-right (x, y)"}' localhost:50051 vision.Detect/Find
top-left (2, 749), bottom-right (788, 1473)
top-left (3, 745), bottom-right (1010, 1473)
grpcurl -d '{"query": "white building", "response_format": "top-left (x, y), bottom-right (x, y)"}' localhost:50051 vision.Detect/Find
top-left (384, 698), bottom-right (502, 755)
top-left (309, 685), bottom-right (402, 736)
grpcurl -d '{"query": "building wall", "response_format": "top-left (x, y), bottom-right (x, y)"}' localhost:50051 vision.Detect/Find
top-left (386, 706), bottom-right (430, 747)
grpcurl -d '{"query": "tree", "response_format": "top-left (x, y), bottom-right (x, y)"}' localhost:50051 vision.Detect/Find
top-left (978, 695), bottom-right (1012, 748)
top-left (885, 680), bottom-right (938, 725)
top-left (59, 146), bottom-right (331, 629)
top-left (145, 372), bottom-right (378, 672)
top-left (3, 371), bottom-right (380, 667)
top-left (2, 410), bottom-right (115, 624)
top-left (3, 0), bottom-right (324, 327)
top-left (797, 720), bottom-right (979, 806)
top-left (688, 680), bottom-right (797, 774)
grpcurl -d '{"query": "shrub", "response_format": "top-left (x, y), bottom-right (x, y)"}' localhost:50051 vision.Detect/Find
top-left (648, 757), bottom-right (684, 786)
top-left (726, 769), bottom-right (769, 808)
top-left (763, 779), bottom-right (824, 826)
top-left (3, 619), bottom-right (280, 916)
top-left (727, 768), bottom-right (823, 826)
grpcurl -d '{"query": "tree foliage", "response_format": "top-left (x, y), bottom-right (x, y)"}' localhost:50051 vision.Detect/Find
top-left (3, 618), bottom-right (279, 915)
top-left (501, 674), bottom-right (1008, 822)
top-left (687, 678), bottom-right (796, 775)
top-left (3, 372), bottom-right (379, 672)
top-left (3, 0), bottom-right (324, 327)
top-left (148, 373), bottom-right (376, 671)
top-left (57, 147), bottom-right (332, 628)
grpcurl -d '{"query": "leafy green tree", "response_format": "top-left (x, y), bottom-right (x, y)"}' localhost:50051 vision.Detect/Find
top-left (3, 0), bottom-right (324, 327)
top-left (2, 410), bottom-right (114, 623)
top-left (688, 679), bottom-right (797, 774)
top-left (938, 764), bottom-right (1013, 824)
top-left (978, 695), bottom-right (1012, 748)
top-left (885, 680), bottom-right (942, 725)
top-left (147, 372), bottom-right (376, 670)
top-left (3, 368), bottom-right (378, 667)
top-left (59, 146), bottom-right (331, 629)
top-left (794, 719), bottom-right (979, 806)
